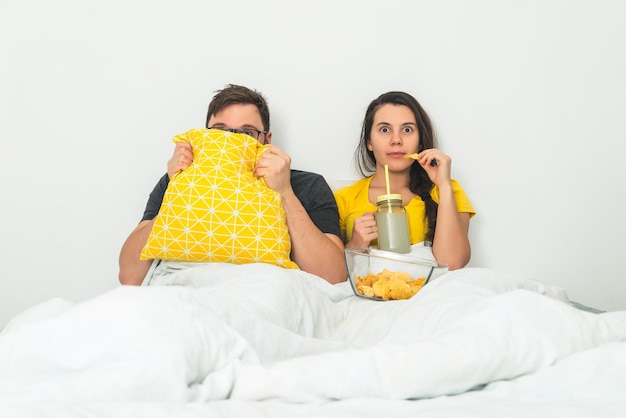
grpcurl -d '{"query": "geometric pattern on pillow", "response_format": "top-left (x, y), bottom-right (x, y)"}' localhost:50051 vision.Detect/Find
top-left (140, 128), bottom-right (298, 270)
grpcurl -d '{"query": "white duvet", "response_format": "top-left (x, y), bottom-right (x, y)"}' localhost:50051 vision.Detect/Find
top-left (1, 264), bottom-right (625, 412)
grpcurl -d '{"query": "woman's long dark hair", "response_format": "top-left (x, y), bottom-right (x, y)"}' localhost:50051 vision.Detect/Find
top-left (355, 91), bottom-right (439, 242)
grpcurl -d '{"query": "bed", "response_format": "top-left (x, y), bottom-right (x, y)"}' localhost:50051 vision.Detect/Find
top-left (1, 260), bottom-right (625, 417)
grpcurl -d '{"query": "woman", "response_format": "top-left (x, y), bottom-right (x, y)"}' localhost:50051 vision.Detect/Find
top-left (334, 91), bottom-right (475, 270)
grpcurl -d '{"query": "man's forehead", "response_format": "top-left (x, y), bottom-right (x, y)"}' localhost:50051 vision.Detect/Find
top-left (209, 103), bottom-right (263, 127)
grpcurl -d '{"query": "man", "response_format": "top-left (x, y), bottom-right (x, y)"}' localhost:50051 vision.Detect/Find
top-left (119, 84), bottom-right (346, 285)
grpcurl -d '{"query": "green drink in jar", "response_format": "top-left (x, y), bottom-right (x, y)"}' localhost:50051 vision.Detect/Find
top-left (374, 193), bottom-right (410, 254)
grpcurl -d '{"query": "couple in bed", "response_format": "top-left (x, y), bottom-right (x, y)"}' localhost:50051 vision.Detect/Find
top-left (118, 84), bottom-right (475, 286)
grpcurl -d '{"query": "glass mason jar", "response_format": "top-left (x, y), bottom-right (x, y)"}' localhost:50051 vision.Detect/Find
top-left (374, 194), bottom-right (411, 254)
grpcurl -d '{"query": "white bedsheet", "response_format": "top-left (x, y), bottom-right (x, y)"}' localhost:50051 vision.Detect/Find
top-left (0, 264), bottom-right (625, 417)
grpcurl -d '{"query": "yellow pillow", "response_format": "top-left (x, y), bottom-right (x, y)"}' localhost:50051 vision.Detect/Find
top-left (140, 128), bottom-right (298, 270)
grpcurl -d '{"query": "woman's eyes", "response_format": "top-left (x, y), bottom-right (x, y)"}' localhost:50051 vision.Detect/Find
top-left (379, 126), bottom-right (414, 134)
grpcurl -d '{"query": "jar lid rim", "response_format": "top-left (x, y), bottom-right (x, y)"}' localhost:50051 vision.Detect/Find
top-left (376, 193), bottom-right (403, 202)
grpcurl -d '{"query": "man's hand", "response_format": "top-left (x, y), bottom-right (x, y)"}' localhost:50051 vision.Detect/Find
top-left (167, 142), bottom-right (194, 179)
top-left (254, 145), bottom-right (293, 195)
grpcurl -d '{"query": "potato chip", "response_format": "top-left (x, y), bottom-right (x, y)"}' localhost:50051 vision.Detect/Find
top-left (355, 270), bottom-right (426, 300)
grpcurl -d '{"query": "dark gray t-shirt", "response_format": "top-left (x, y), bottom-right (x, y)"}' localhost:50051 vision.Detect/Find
top-left (141, 169), bottom-right (341, 238)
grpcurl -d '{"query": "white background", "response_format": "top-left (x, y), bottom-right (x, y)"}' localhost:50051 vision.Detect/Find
top-left (1, 0), bottom-right (625, 327)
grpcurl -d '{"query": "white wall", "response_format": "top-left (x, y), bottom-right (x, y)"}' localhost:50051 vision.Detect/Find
top-left (1, 0), bottom-right (625, 327)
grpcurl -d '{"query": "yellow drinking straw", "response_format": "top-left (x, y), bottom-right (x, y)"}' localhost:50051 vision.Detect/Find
top-left (384, 164), bottom-right (391, 196)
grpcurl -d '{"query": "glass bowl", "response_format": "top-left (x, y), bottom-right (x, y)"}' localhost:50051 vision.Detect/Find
top-left (344, 247), bottom-right (448, 301)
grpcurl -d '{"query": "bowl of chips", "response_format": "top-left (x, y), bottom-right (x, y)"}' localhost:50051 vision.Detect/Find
top-left (344, 247), bottom-right (448, 301)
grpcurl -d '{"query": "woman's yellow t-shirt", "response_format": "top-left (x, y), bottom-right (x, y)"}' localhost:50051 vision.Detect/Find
top-left (334, 177), bottom-right (475, 244)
